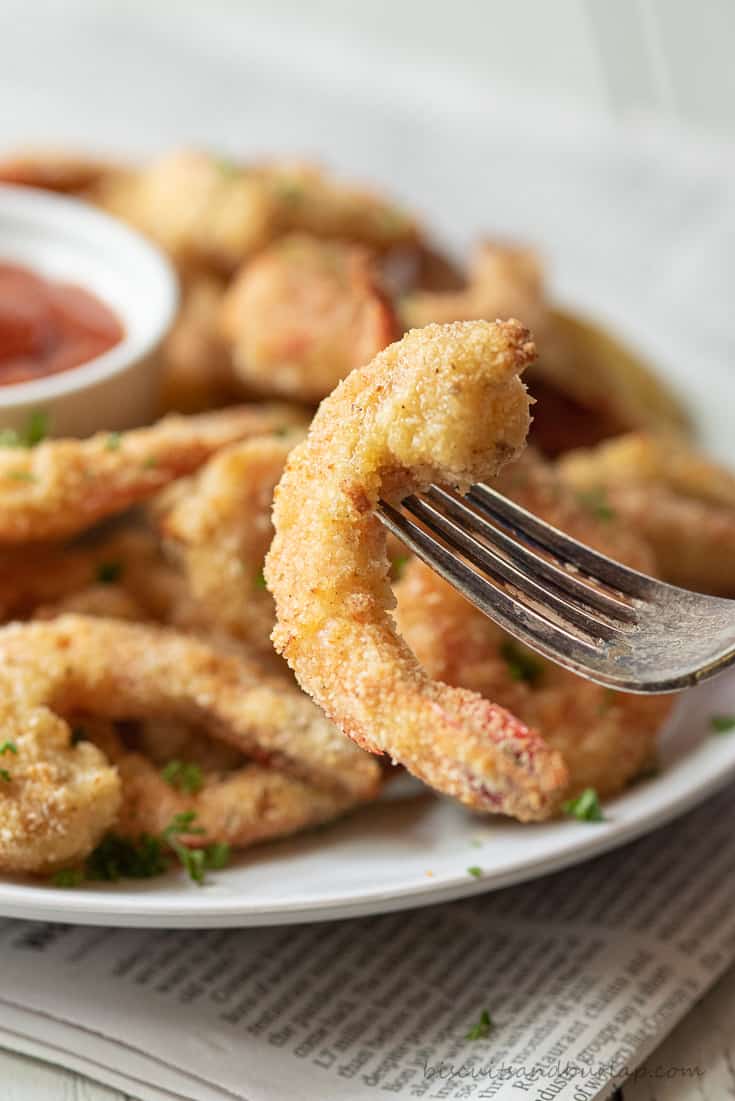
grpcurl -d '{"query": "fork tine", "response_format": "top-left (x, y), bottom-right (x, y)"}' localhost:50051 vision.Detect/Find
top-left (379, 501), bottom-right (611, 674)
top-left (468, 483), bottom-right (656, 600)
top-left (424, 486), bottom-right (637, 623)
top-left (403, 494), bottom-right (623, 641)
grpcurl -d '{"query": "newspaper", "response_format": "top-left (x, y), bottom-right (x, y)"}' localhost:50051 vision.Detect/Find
top-left (1, 785), bottom-right (734, 1101)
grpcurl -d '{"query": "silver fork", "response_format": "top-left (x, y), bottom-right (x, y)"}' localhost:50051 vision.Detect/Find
top-left (378, 483), bottom-right (735, 694)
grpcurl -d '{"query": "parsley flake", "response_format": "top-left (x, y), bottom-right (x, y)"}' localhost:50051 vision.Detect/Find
top-left (51, 868), bottom-right (85, 888)
top-left (6, 470), bottom-right (36, 482)
top-left (0, 769), bottom-right (11, 782)
top-left (105, 432), bottom-right (122, 451)
top-left (500, 640), bottom-right (543, 685)
top-left (563, 788), bottom-right (604, 822)
top-left (466, 1009), bottom-right (493, 1041)
top-left (577, 488), bottom-right (615, 522)
top-left (392, 555), bottom-right (410, 580)
top-left (711, 714), bottom-right (735, 733)
top-left (96, 561), bottom-right (123, 585)
top-left (0, 411), bottom-right (48, 449)
top-left (467, 866), bottom-right (482, 879)
top-left (161, 760), bottom-right (204, 795)
top-left (0, 741), bottom-right (18, 755)
top-left (254, 568), bottom-right (267, 590)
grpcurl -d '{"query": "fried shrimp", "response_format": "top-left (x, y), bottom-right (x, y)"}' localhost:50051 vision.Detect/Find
top-left (0, 713), bottom-right (120, 874)
top-left (559, 433), bottom-right (735, 595)
top-left (0, 404), bottom-right (306, 544)
top-left (115, 754), bottom-right (358, 850)
top-left (98, 151), bottom-right (418, 274)
top-left (157, 431), bottom-right (304, 652)
top-left (159, 275), bottom-right (236, 414)
top-left (0, 149), bottom-right (118, 196)
top-left (400, 241), bottom-right (689, 455)
top-left (266, 320), bottom-right (571, 821)
top-left (394, 452), bottom-right (670, 799)
top-left (220, 235), bottom-right (398, 401)
top-left (76, 721), bottom-right (361, 851)
top-left (0, 616), bottom-right (380, 802)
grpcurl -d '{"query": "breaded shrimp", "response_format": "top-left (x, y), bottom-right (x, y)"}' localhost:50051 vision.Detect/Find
top-left (159, 275), bottom-right (236, 414)
top-left (220, 235), bottom-right (398, 401)
top-left (0, 149), bottom-right (118, 196)
top-left (0, 404), bottom-right (306, 543)
top-left (266, 320), bottom-right (570, 821)
top-left (0, 711), bottom-right (120, 874)
top-left (559, 433), bottom-right (735, 595)
top-left (98, 151), bottom-right (418, 274)
top-left (400, 242), bottom-right (552, 339)
top-left (157, 431), bottom-right (304, 652)
top-left (0, 529), bottom-right (168, 622)
top-left (79, 721), bottom-right (362, 850)
top-left (394, 452), bottom-right (670, 799)
top-left (114, 754), bottom-right (360, 849)
top-left (0, 616), bottom-right (380, 801)
top-left (400, 241), bottom-right (688, 454)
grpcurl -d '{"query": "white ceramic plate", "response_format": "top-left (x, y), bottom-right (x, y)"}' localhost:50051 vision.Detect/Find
top-left (0, 676), bottom-right (734, 927)
top-left (1, 25), bottom-right (734, 928)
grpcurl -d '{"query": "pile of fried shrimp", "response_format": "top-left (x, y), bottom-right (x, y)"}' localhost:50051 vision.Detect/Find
top-left (1, 148), bottom-right (734, 886)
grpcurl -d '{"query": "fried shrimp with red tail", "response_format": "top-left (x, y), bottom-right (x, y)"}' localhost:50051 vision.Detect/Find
top-left (0, 617), bottom-right (381, 804)
top-left (394, 452), bottom-right (671, 799)
top-left (157, 430), bottom-right (304, 653)
top-left (266, 320), bottom-right (570, 821)
top-left (0, 404), bottom-right (306, 544)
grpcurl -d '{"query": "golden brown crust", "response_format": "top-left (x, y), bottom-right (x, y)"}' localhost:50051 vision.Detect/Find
top-left (158, 430), bottom-right (305, 652)
top-left (0, 616), bottom-right (380, 802)
top-left (0, 404), bottom-right (306, 544)
top-left (0, 712), bottom-right (120, 874)
top-left (266, 320), bottom-right (571, 821)
top-left (395, 452), bottom-right (670, 799)
top-left (559, 433), bottom-right (735, 594)
top-left (221, 235), bottom-right (398, 401)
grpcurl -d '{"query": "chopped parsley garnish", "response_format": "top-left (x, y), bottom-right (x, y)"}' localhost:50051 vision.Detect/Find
top-left (466, 1009), bottom-right (493, 1041)
top-left (216, 157), bottom-right (239, 177)
top-left (273, 179), bottom-right (303, 203)
top-left (24, 410), bottom-right (49, 446)
top-left (563, 788), bottom-right (604, 822)
top-left (51, 811), bottom-right (230, 888)
top-left (161, 759), bottom-right (204, 795)
top-left (6, 470), bottom-right (36, 482)
top-left (711, 714), bottom-right (735, 733)
top-left (577, 488), bottom-right (615, 522)
top-left (0, 741), bottom-right (18, 755)
top-left (0, 769), bottom-right (11, 783)
top-left (500, 640), bottom-right (543, 685)
top-left (0, 410), bottom-right (49, 449)
top-left (254, 568), bottom-right (267, 590)
top-left (105, 432), bottom-right (122, 451)
top-left (143, 456), bottom-right (158, 470)
top-left (273, 426), bottom-right (290, 438)
top-left (51, 868), bottom-right (85, 888)
top-left (467, 866), bottom-right (482, 879)
top-left (392, 555), bottom-right (410, 580)
top-left (96, 561), bottom-right (123, 585)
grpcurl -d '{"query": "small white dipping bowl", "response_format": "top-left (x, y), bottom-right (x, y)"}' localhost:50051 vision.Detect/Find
top-left (0, 184), bottom-right (178, 436)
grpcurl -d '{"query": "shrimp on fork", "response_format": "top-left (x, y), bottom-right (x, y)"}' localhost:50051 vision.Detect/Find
top-left (266, 320), bottom-right (570, 821)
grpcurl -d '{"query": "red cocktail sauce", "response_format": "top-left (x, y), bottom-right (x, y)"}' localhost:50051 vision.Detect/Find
top-left (0, 261), bottom-right (124, 385)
